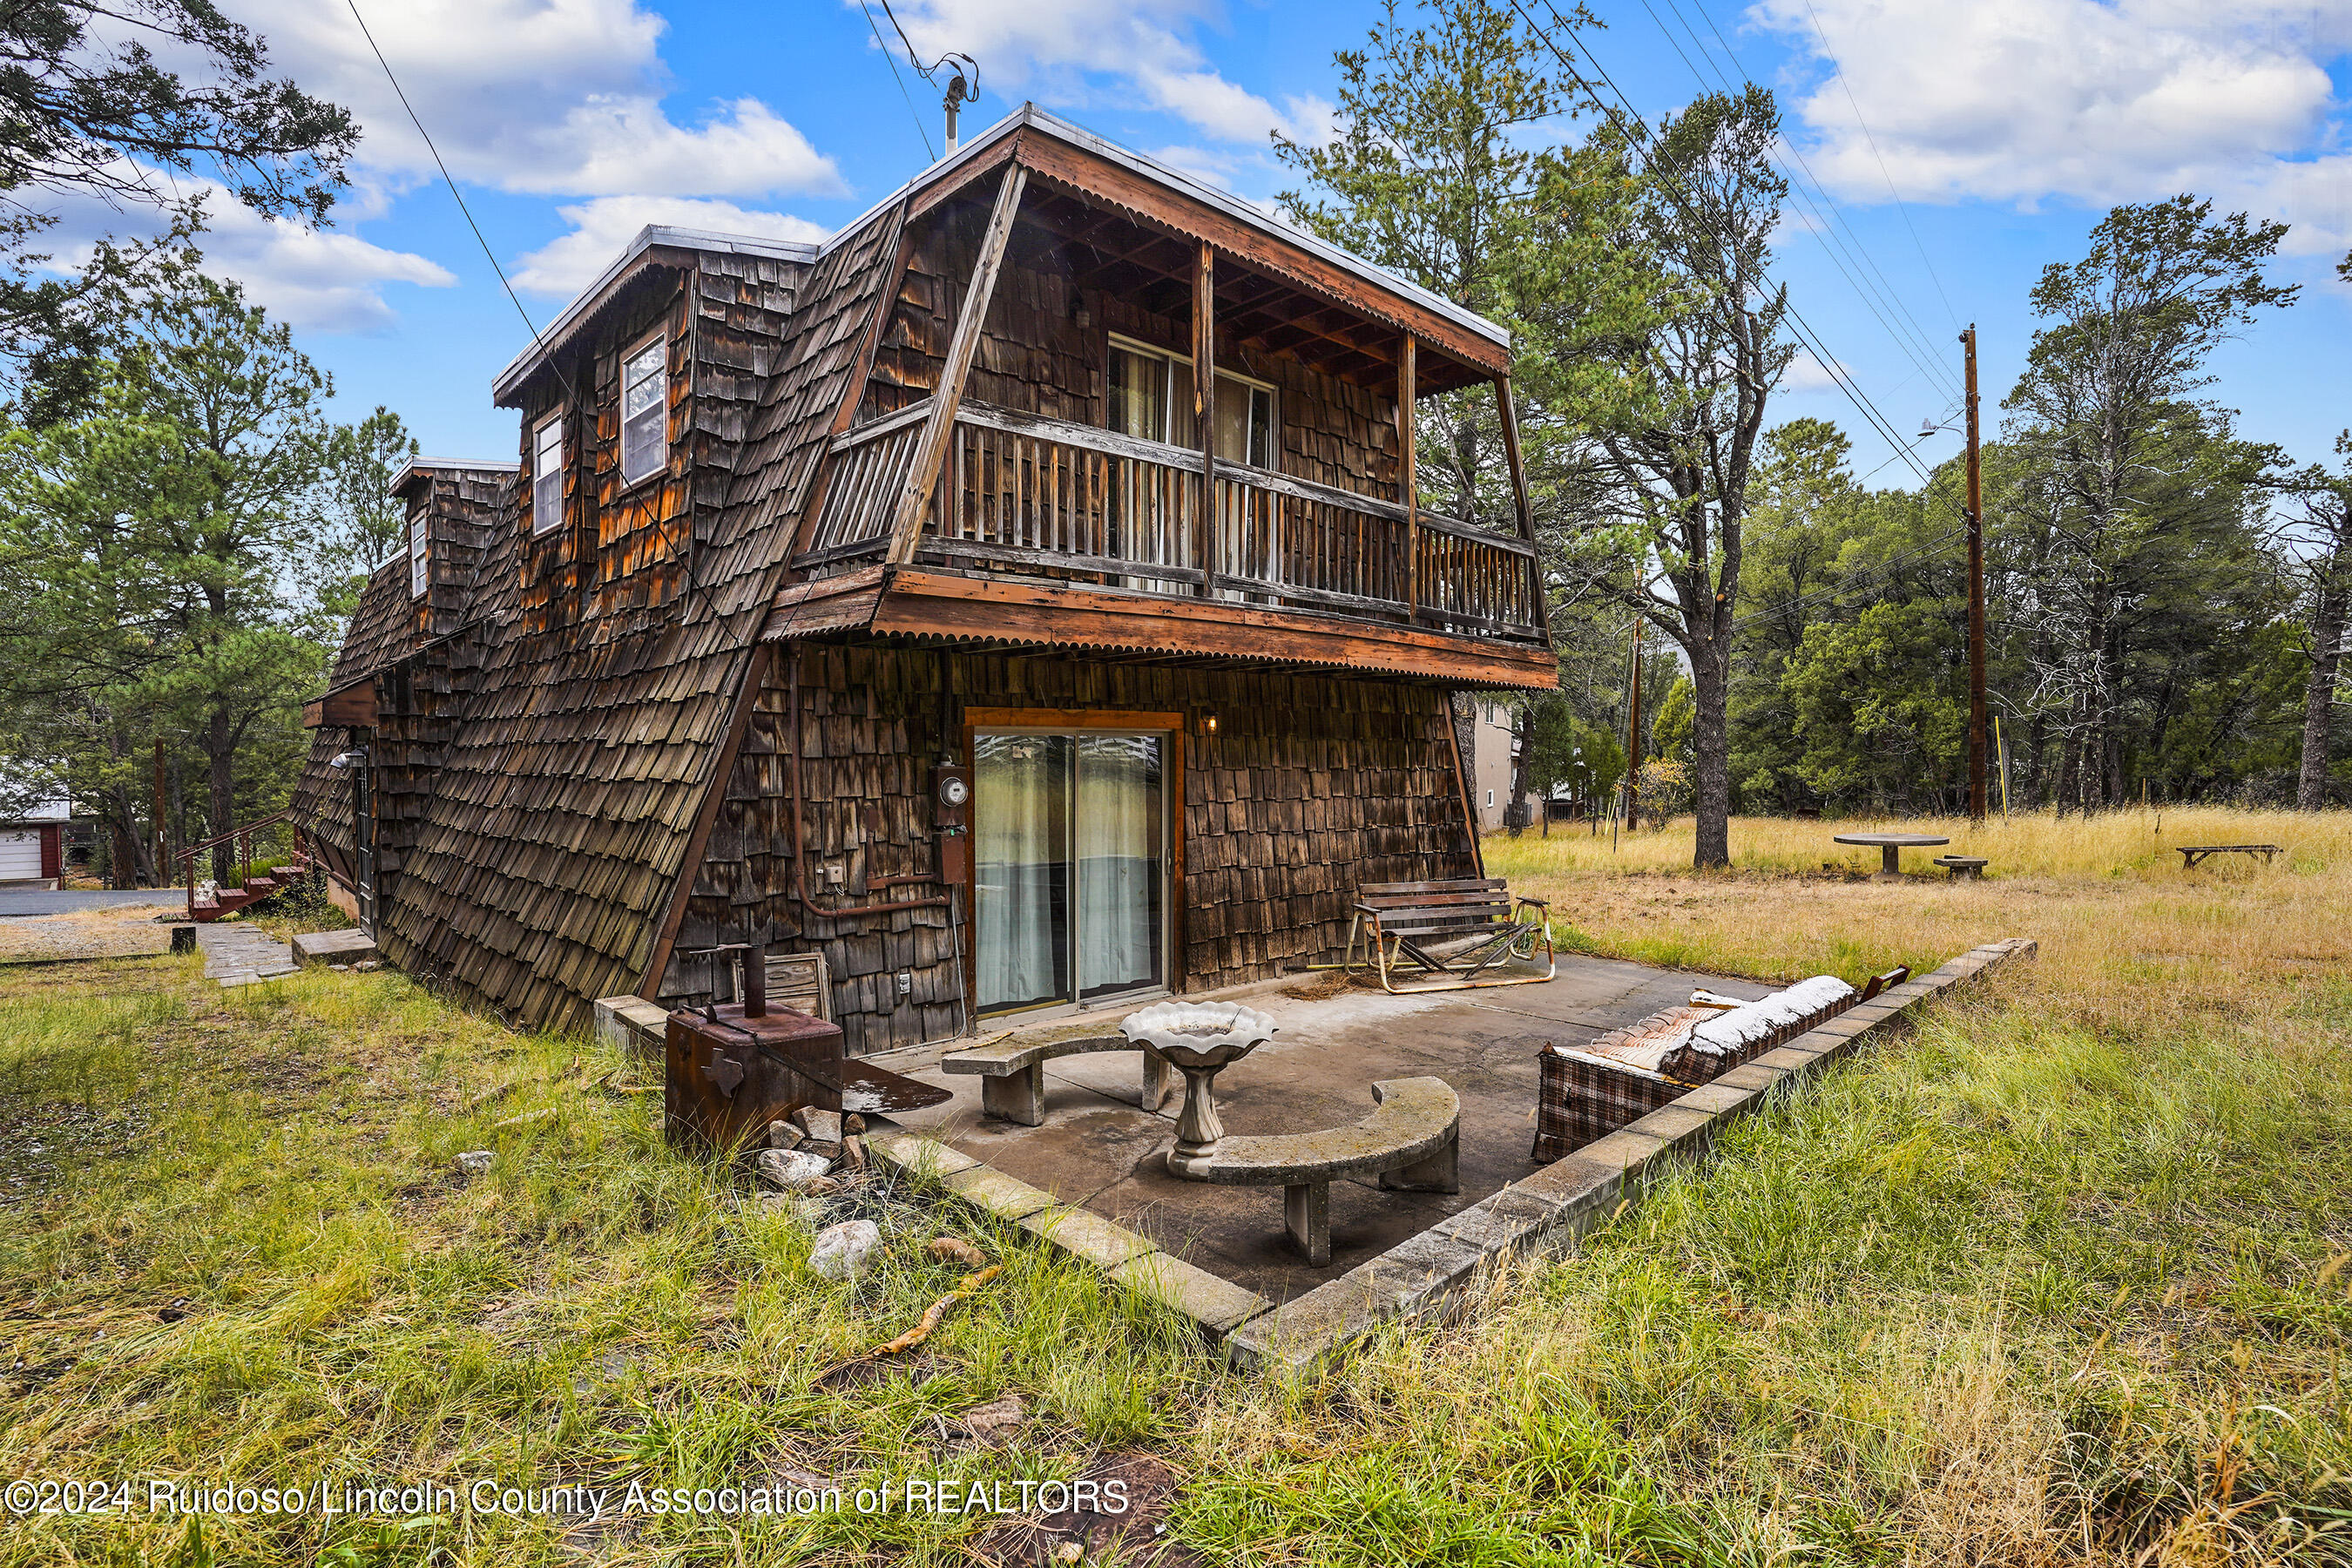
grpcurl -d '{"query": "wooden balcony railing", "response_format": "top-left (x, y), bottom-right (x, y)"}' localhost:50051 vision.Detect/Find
top-left (797, 398), bottom-right (1544, 642)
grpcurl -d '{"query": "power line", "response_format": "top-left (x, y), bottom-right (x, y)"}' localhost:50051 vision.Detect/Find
top-left (1797, 0), bottom-right (1963, 331)
top-left (1670, 0), bottom-right (1959, 375)
top-left (1642, 0), bottom-right (1960, 403)
top-left (1515, 0), bottom-right (1933, 483)
top-left (342, 0), bottom-right (577, 407)
top-left (874, 0), bottom-right (978, 93)
top-left (860, 0), bottom-right (936, 160)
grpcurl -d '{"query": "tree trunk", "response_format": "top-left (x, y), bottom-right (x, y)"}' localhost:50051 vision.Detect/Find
top-left (106, 785), bottom-right (158, 887)
top-left (1691, 639), bottom-right (1732, 868)
top-left (2299, 553), bottom-right (2347, 809)
top-left (207, 703), bottom-right (235, 882)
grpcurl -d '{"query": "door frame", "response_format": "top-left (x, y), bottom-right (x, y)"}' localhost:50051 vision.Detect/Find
top-left (960, 706), bottom-right (1186, 1022)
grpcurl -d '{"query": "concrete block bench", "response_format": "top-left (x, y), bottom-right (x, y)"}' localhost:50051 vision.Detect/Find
top-left (1933, 855), bottom-right (1989, 880)
top-left (1165, 1077), bottom-right (1460, 1265)
top-left (942, 1033), bottom-right (1172, 1126)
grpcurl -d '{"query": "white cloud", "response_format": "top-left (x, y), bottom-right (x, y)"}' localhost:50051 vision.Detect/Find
top-left (235, 0), bottom-right (844, 199)
top-left (43, 171), bottom-right (453, 333)
top-left (1754, 0), bottom-right (2352, 253)
top-left (1781, 348), bottom-right (1846, 393)
top-left (865, 0), bottom-right (1328, 146)
top-left (513, 197), bottom-right (829, 297)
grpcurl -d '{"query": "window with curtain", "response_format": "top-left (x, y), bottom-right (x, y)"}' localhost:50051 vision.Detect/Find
top-left (407, 506), bottom-right (428, 598)
top-left (973, 733), bottom-right (1072, 1014)
top-left (1105, 336), bottom-right (1270, 463)
top-left (619, 338), bottom-right (666, 485)
top-left (531, 416), bottom-right (563, 536)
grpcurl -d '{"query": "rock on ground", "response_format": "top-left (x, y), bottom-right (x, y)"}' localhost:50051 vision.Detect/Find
top-left (963, 1394), bottom-right (1027, 1445)
top-left (454, 1150), bottom-right (494, 1181)
top-left (809, 1220), bottom-right (882, 1281)
top-left (755, 1148), bottom-right (834, 1193)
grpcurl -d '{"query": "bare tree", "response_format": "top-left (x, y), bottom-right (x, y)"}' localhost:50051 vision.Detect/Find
top-left (1538, 87), bottom-right (1792, 868)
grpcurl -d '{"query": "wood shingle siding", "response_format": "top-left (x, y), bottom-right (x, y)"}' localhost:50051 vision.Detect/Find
top-left (672, 641), bottom-right (1476, 1055)
top-left (368, 209), bottom-right (905, 1029)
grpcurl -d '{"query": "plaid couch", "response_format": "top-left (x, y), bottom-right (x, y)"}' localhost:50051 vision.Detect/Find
top-left (1530, 982), bottom-right (1868, 1163)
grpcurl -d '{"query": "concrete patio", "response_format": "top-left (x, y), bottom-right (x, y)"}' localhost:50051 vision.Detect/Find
top-left (871, 954), bottom-right (1776, 1301)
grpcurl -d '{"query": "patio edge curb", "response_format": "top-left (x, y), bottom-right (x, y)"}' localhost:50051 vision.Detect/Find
top-left (1221, 936), bottom-right (2038, 1375)
top-left (868, 937), bottom-right (2035, 1369)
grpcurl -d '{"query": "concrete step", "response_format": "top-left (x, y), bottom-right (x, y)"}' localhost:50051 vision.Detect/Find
top-left (292, 927), bottom-right (378, 967)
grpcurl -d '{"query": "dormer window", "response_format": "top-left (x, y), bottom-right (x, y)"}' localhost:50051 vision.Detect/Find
top-left (532, 416), bottom-right (563, 536)
top-left (408, 505), bottom-right (429, 598)
top-left (619, 338), bottom-right (666, 486)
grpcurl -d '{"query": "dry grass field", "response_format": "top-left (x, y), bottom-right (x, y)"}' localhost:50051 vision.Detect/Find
top-left (0, 808), bottom-right (2345, 1565)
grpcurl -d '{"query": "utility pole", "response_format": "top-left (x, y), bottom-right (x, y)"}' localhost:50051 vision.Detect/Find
top-left (1625, 617), bottom-right (1643, 831)
top-left (1962, 325), bottom-right (1987, 822)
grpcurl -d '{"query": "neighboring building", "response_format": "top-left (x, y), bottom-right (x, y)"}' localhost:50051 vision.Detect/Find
top-left (293, 105), bottom-right (1557, 1048)
top-left (1469, 699), bottom-right (1516, 833)
top-left (0, 792), bottom-right (70, 886)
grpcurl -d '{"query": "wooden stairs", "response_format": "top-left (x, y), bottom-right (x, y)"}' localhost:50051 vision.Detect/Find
top-left (189, 852), bottom-right (316, 923)
top-left (181, 811), bottom-right (313, 923)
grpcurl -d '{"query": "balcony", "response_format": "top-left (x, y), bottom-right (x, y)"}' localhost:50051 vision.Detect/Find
top-left (796, 398), bottom-right (1545, 646)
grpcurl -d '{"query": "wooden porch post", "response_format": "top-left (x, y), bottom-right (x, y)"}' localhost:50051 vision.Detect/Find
top-left (1493, 375), bottom-right (1551, 641)
top-left (1398, 335), bottom-right (1417, 616)
top-left (1193, 239), bottom-right (1218, 597)
top-left (886, 164), bottom-right (1029, 566)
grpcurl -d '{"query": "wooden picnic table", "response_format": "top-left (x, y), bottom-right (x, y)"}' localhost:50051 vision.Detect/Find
top-left (2176, 843), bottom-right (2282, 868)
top-left (1833, 831), bottom-right (1951, 879)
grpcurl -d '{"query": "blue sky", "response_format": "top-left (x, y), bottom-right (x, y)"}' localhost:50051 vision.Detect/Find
top-left (101, 0), bottom-right (2352, 486)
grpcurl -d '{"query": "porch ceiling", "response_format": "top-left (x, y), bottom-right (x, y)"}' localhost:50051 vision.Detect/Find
top-left (999, 181), bottom-right (1495, 397)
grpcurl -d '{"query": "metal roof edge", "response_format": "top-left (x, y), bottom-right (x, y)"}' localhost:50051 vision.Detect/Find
top-left (491, 226), bottom-right (821, 403)
top-left (812, 105), bottom-right (1509, 351)
top-left (488, 105), bottom-right (1511, 405)
top-left (392, 456), bottom-right (522, 492)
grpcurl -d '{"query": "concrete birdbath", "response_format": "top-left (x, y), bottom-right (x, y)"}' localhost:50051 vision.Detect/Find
top-left (1120, 1001), bottom-right (1278, 1162)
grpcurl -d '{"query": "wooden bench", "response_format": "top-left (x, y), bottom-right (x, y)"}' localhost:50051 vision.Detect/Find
top-left (2178, 844), bottom-right (2282, 868)
top-left (1165, 1077), bottom-right (1459, 1264)
top-left (1343, 877), bottom-right (1553, 993)
top-left (941, 1033), bottom-right (1172, 1126)
top-left (1933, 855), bottom-right (1989, 880)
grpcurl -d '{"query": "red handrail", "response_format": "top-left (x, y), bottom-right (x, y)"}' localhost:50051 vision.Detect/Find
top-left (179, 811), bottom-right (306, 919)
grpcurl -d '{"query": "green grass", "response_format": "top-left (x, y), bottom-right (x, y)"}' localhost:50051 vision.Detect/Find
top-left (8, 816), bottom-right (2351, 1564)
top-left (0, 958), bottom-right (1214, 1565)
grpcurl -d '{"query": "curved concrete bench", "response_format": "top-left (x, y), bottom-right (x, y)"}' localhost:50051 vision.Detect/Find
top-left (1933, 855), bottom-right (1989, 880)
top-left (1165, 1077), bottom-right (1460, 1265)
top-left (942, 1033), bottom-right (1171, 1126)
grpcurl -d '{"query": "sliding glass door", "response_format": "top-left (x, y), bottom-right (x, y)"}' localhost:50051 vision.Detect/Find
top-left (973, 727), bottom-right (1168, 1016)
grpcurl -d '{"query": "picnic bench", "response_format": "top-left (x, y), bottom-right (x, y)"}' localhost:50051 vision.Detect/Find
top-left (1342, 877), bottom-right (1553, 993)
top-left (1834, 831), bottom-right (1950, 879)
top-left (1166, 1077), bottom-right (1460, 1264)
top-left (942, 1033), bottom-right (1172, 1125)
top-left (2177, 844), bottom-right (2282, 868)
top-left (1933, 855), bottom-right (1989, 880)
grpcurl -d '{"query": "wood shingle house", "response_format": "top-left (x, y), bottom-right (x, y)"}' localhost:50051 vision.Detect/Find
top-left (294, 106), bottom-right (1558, 1051)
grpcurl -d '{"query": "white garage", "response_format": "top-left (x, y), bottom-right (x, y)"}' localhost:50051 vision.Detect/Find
top-left (0, 828), bottom-right (43, 880)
